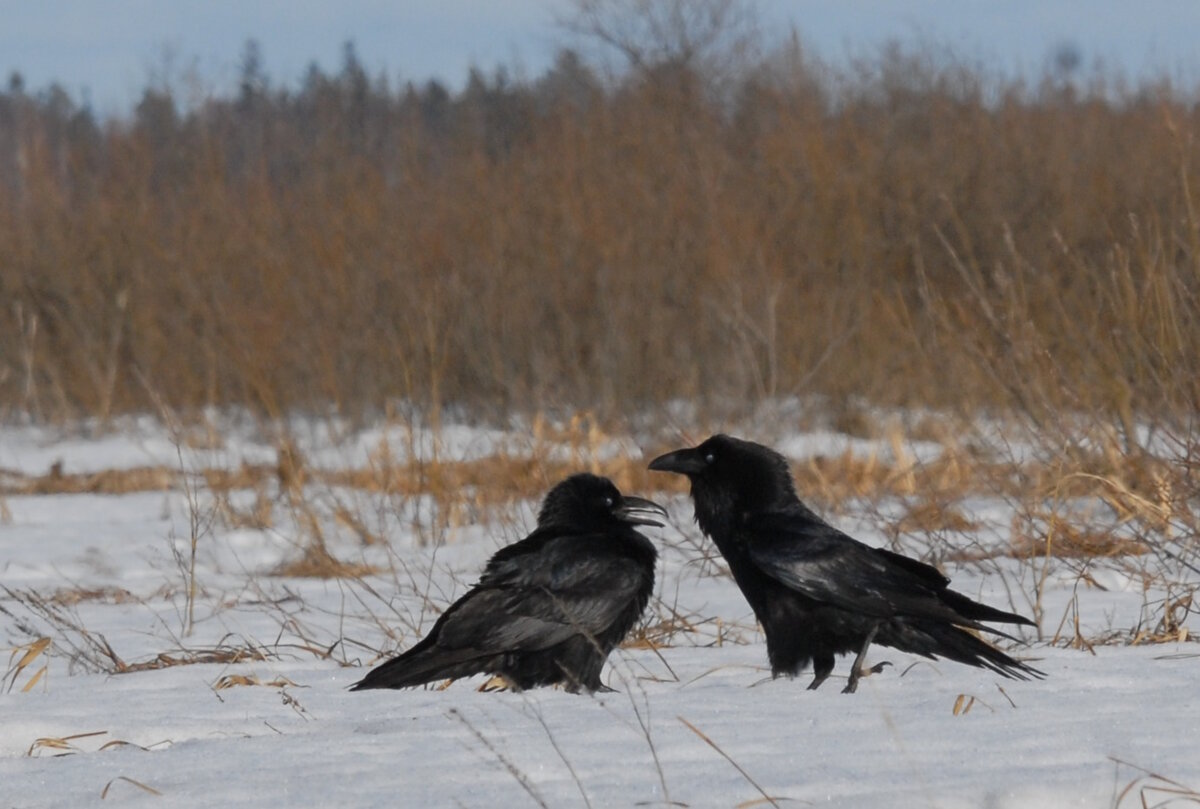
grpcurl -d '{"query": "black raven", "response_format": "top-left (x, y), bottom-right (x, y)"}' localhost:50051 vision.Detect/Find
top-left (351, 473), bottom-right (664, 694)
top-left (649, 434), bottom-right (1043, 693)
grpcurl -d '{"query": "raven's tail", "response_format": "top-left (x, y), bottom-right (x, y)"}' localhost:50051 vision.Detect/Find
top-left (939, 588), bottom-right (1037, 635)
top-left (889, 620), bottom-right (1045, 681)
top-left (349, 641), bottom-right (494, 691)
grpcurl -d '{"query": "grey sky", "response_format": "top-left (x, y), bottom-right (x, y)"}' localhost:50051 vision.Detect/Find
top-left (3, 1), bottom-right (1199, 116)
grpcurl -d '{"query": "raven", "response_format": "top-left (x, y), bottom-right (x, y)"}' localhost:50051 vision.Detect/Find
top-left (351, 473), bottom-right (664, 694)
top-left (649, 434), bottom-right (1042, 693)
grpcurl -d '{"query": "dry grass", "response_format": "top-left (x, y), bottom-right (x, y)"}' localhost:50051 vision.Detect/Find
top-left (211, 673), bottom-right (298, 690)
top-left (0, 40), bottom-right (1197, 429)
top-left (47, 587), bottom-right (138, 606)
top-left (2, 584), bottom-right (283, 674)
top-left (26, 730), bottom-right (170, 758)
top-left (98, 644), bottom-right (271, 674)
top-left (624, 596), bottom-right (742, 652)
top-left (1110, 757), bottom-right (1200, 808)
top-left (1, 34), bottom-right (1196, 655)
top-left (27, 731), bottom-right (110, 757)
top-left (0, 465), bottom-right (174, 496)
top-left (1008, 513), bottom-right (1152, 560)
top-left (273, 545), bottom-right (381, 579)
top-left (678, 715), bottom-right (787, 808)
top-left (0, 420), bottom-right (1099, 505)
top-left (100, 776), bottom-right (164, 798)
top-left (1, 413), bottom-right (1193, 697)
top-left (1132, 592), bottom-right (1194, 645)
top-left (4, 637), bottom-right (50, 693)
top-left (4, 415), bottom-right (1189, 579)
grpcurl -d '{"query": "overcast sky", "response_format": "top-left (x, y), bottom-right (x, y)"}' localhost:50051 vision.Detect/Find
top-left (4, 1), bottom-right (1200, 116)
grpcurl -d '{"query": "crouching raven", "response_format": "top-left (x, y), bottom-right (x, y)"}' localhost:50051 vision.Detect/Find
top-left (351, 473), bottom-right (664, 694)
top-left (649, 434), bottom-right (1043, 693)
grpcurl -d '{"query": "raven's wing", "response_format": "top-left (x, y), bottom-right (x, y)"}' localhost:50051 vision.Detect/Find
top-left (435, 531), bottom-right (650, 653)
top-left (744, 511), bottom-right (977, 626)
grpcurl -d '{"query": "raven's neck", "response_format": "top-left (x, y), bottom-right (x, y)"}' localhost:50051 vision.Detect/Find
top-left (691, 477), bottom-right (800, 544)
top-left (618, 525), bottom-right (659, 569)
top-left (691, 479), bottom-right (738, 551)
top-left (690, 479), bottom-right (787, 621)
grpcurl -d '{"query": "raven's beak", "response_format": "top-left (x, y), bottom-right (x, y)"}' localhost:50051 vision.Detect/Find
top-left (648, 447), bottom-right (706, 475)
top-left (615, 495), bottom-right (668, 527)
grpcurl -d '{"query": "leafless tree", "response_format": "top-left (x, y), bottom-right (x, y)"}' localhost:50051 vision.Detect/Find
top-left (559, 0), bottom-right (761, 82)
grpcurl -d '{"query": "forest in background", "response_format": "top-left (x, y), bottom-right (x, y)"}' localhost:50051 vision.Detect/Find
top-left (0, 3), bottom-right (1197, 448)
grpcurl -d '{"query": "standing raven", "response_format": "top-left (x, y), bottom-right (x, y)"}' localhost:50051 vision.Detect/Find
top-left (351, 473), bottom-right (664, 694)
top-left (649, 434), bottom-right (1042, 693)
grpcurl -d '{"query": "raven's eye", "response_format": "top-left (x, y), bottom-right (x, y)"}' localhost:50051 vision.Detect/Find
top-left (704, 452), bottom-right (715, 464)
top-left (604, 495), bottom-right (615, 507)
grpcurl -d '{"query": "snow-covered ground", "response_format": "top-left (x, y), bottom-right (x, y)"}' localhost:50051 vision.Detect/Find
top-left (2, 418), bottom-right (1197, 808)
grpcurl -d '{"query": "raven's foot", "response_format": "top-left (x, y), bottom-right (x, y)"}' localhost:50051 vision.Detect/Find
top-left (806, 671), bottom-right (832, 691)
top-left (841, 661), bottom-right (892, 694)
top-left (477, 675), bottom-right (514, 692)
top-left (558, 679), bottom-right (613, 694)
top-left (842, 624), bottom-right (884, 694)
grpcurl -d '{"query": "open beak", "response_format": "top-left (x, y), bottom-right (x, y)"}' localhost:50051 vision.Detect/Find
top-left (615, 495), bottom-right (668, 527)
top-left (648, 447), bottom-right (706, 475)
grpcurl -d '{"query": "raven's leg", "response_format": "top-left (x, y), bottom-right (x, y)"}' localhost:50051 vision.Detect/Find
top-left (843, 624), bottom-right (881, 694)
top-left (807, 653), bottom-right (835, 690)
top-left (560, 651), bottom-right (613, 694)
top-left (566, 675), bottom-right (616, 694)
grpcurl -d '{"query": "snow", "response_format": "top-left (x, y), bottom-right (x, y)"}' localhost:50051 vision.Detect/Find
top-left (2, 418), bottom-right (1197, 808)
top-left (0, 411), bottom-right (553, 479)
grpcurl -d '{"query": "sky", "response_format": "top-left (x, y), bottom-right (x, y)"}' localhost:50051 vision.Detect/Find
top-left (3, 1), bottom-right (1200, 117)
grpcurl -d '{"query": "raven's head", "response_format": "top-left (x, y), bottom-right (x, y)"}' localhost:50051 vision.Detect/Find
top-left (648, 435), bottom-right (797, 530)
top-left (538, 473), bottom-right (667, 529)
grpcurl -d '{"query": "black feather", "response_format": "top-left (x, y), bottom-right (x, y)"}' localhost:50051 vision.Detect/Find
top-left (649, 434), bottom-right (1043, 692)
top-left (351, 474), bottom-right (662, 694)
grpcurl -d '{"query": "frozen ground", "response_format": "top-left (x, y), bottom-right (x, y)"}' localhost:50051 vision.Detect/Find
top-left (2, 418), bottom-right (1197, 808)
